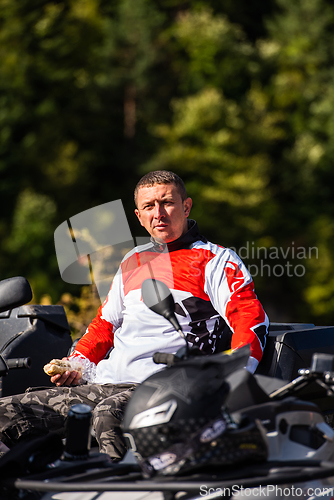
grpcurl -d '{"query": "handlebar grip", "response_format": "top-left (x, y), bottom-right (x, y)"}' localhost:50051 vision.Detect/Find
top-left (6, 357), bottom-right (32, 369)
top-left (153, 352), bottom-right (176, 366)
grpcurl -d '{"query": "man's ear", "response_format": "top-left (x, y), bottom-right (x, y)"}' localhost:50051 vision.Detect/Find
top-left (134, 208), bottom-right (144, 227)
top-left (183, 197), bottom-right (192, 218)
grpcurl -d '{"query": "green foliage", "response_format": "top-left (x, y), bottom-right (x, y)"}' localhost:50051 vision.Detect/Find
top-left (6, 189), bottom-right (56, 255)
top-left (59, 285), bottom-right (102, 339)
top-left (260, 0), bottom-right (334, 321)
top-left (1, 0), bottom-right (334, 329)
top-left (169, 8), bottom-right (259, 95)
top-left (0, 0), bottom-right (165, 299)
top-left (142, 1), bottom-right (334, 322)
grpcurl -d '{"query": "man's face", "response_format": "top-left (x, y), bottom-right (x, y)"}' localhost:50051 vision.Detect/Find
top-left (135, 183), bottom-right (192, 243)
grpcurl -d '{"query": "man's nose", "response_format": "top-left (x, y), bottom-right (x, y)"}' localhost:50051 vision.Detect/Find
top-left (153, 202), bottom-right (165, 218)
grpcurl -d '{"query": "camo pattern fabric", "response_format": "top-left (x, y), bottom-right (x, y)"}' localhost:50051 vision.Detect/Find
top-left (0, 383), bottom-right (137, 461)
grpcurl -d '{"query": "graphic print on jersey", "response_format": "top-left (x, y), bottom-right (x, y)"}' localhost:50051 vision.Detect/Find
top-left (175, 297), bottom-right (226, 354)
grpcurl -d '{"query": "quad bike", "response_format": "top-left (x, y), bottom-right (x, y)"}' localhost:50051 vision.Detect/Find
top-left (1, 276), bottom-right (334, 396)
top-left (1, 278), bottom-right (334, 499)
top-left (0, 276), bottom-right (73, 397)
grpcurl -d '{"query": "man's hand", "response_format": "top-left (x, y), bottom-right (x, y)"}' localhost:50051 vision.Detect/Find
top-left (44, 357), bottom-right (83, 386)
top-left (51, 370), bottom-right (82, 387)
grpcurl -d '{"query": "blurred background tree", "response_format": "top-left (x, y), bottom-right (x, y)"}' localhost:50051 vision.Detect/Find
top-left (0, 0), bottom-right (333, 329)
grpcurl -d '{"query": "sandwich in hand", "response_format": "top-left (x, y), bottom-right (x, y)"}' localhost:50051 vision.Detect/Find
top-left (43, 359), bottom-right (82, 378)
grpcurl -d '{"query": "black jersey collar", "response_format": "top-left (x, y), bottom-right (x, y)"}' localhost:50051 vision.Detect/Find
top-left (151, 220), bottom-right (207, 252)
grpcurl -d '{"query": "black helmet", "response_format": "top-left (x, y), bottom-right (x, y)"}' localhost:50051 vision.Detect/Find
top-left (122, 352), bottom-right (268, 476)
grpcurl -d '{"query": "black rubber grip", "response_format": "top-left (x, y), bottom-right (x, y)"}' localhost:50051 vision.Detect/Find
top-left (153, 352), bottom-right (176, 365)
top-left (6, 357), bottom-right (32, 369)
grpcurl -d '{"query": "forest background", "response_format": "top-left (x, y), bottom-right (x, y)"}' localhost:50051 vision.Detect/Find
top-left (1, 0), bottom-right (334, 338)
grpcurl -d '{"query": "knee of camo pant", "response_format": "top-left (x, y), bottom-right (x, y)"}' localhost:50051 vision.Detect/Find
top-left (92, 404), bottom-right (127, 460)
top-left (92, 402), bottom-right (124, 437)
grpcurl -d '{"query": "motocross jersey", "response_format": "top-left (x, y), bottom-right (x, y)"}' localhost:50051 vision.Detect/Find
top-left (70, 221), bottom-right (269, 383)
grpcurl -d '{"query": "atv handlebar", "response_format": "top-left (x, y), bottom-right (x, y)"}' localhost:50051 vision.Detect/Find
top-left (6, 357), bottom-right (32, 369)
top-left (153, 352), bottom-right (177, 366)
top-left (153, 346), bottom-right (206, 366)
top-left (0, 355), bottom-right (32, 376)
top-left (269, 352), bottom-right (334, 401)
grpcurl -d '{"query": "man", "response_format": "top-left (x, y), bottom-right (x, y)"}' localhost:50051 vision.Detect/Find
top-left (0, 170), bottom-right (269, 461)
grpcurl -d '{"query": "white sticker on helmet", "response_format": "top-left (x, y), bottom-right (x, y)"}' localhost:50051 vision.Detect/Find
top-left (200, 418), bottom-right (226, 443)
top-left (129, 399), bottom-right (178, 429)
top-left (149, 452), bottom-right (177, 471)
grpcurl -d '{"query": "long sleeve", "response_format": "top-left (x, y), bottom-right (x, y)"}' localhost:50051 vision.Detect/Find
top-left (205, 249), bottom-right (269, 370)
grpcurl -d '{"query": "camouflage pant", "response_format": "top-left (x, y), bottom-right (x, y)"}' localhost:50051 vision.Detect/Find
top-left (0, 383), bottom-right (137, 461)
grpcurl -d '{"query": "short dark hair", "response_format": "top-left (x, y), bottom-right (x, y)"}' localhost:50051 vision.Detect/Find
top-left (134, 170), bottom-right (187, 207)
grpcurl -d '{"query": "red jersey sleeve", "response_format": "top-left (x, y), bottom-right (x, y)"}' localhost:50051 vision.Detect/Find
top-left (205, 250), bottom-right (268, 365)
top-left (71, 303), bottom-right (115, 365)
top-left (226, 282), bottom-right (268, 362)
